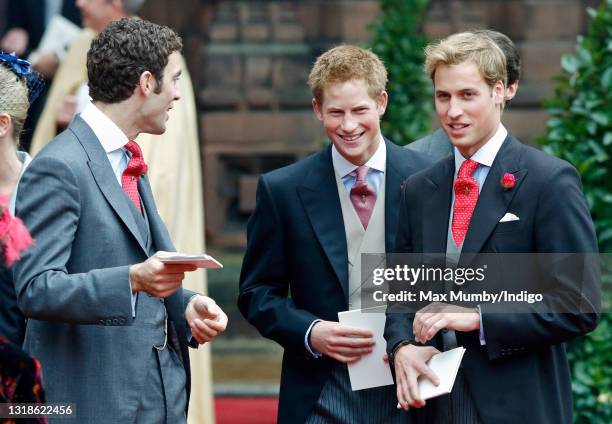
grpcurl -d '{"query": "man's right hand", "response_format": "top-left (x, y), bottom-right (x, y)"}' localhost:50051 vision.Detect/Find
top-left (129, 251), bottom-right (197, 298)
top-left (394, 344), bottom-right (440, 410)
top-left (310, 321), bottom-right (375, 364)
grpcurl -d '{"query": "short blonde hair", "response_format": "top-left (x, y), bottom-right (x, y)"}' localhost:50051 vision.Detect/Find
top-left (424, 32), bottom-right (507, 89)
top-left (308, 45), bottom-right (387, 104)
top-left (0, 65), bottom-right (28, 144)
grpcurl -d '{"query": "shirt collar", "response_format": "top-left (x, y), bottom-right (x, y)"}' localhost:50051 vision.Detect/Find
top-left (331, 134), bottom-right (386, 178)
top-left (454, 123), bottom-right (507, 173)
top-left (80, 102), bottom-right (129, 153)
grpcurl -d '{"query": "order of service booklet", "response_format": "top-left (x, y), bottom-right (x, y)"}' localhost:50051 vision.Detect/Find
top-left (157, 252), bottom-right (223, 269)
top-left (337, 306), bottom-right (394, 391)
top-left (338, 306), bottom-right (466, 398)
top-left (418, 346), bottom-right (466, 400)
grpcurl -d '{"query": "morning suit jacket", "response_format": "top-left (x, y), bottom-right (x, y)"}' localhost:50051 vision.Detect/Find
top-left (385, 134), bottom-right (600, 424)
top-left (13, 116), bottom-right (194, 423)
top-left (238, 139), bottom-right (433, 423)
top-left (407, 128), bottom-right (453, 159)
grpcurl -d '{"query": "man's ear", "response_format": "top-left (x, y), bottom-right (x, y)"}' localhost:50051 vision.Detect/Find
top-left (0, 113), bottom-right (11, 138)
top-left (312, 98), bottom-right (323, 121)
top-left (138, 71), bottom-right (156, 96)
top-left (505, 81), bottom-right (519, 101)
top-left (493, 80), bottom-right (505, 105)
top-left (377, 90), bottom-right (388, 116)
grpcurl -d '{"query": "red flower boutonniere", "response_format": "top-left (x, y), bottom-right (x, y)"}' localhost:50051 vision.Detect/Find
top-left (0, 196), bottom-right (34, 266)
top-left (501, 173), bottom-right (515, 191)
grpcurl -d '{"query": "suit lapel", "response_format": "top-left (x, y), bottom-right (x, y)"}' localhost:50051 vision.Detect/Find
top-left (70, 116), bottom-right (148, 254)
top-left (385, 140), bottom-right (413, 252)
top-left (422, 156), bottom-right (455, 253)
top-left (297, 147), bottom-right (349, 296)
top-left (461, 135), bottom-right (527, 256)
top-left (139, 175), bottom-right (174, 251)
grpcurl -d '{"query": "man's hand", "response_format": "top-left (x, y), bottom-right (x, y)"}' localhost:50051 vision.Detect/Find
top-left (129, 251), bottom-right (197, 298)
top-left (310, 321), bottom-right (375, 364)
top-left (413, 302), bottom-right (480, 344)
top-left (1, 29), bottom-right (28, 56)
top-left (185, 295), bottom-right (228, 344)
top-left (394, 344), bottom-right (440, 410)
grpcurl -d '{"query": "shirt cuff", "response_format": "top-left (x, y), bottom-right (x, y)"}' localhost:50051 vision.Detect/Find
top-left (129, 276), bottom-right (137, 318)
top-left (477, 305), bottom-right (486, 345)
top-left (304, 319), bottom-right (323, 358)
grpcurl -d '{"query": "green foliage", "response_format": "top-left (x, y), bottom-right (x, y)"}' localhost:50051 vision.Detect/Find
top-left (537, 1), bottom-right (612, 422)
top-left (369, 0), bottom-right (432, 145)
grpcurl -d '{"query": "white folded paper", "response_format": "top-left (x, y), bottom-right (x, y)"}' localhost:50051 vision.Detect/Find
top-left (338, 306), bottom-right (394, 391)
top-left (419, 347), bottom-right (466, 400)
top-left (157, 252), bottom-right (223, 269)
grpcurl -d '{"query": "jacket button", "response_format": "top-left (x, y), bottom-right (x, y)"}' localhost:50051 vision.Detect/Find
top-left (105, 319), bottom-right (112, 325)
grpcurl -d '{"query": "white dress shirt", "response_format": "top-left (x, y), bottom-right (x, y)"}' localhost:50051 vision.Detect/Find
top-left (452, 123), bottom-right (508, 345)
top-left (80, 101), bottom-right (137, 316)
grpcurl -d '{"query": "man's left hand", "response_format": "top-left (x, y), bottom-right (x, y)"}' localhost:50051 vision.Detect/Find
top-left (413, 302), bottom-right (480, 344)
top-left (185, 295), bottom-right (228, 344)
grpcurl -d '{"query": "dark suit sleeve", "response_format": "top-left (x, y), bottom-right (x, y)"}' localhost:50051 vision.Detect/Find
top-left (13, 156), bottom-right (133, 324)
top-left (238, 176), bottom-right (319, 357)
top-left (480, 163), bottom-right (600, 360)
top-left (384, 181), bottom-right (417, 355)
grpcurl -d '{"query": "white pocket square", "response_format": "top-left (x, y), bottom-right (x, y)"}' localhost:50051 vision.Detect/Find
top-left (499, 212), bottom-right (520, 222)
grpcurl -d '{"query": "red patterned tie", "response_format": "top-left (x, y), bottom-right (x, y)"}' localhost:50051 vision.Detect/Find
top-left (121, 140), bottom-right (148, 213)
top-left (350, 165), bottom-right (377, 229)
top-left (452, 159), bottom-right (480, 247)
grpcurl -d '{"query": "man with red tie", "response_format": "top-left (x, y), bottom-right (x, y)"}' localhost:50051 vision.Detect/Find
top-left (384, 32), bottom-right (599, 424)
top-left (13, 18), bottom-right (227, 424)
top-left (238, 45), bottom-right (432, 423)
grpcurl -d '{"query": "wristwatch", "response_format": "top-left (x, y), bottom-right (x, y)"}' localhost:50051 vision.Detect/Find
top-left (389, 339), bottom-right (413, 365)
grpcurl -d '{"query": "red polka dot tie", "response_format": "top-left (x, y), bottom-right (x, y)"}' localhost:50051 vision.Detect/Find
top-left (452, 159), bottom-right (480, 247)
top-left (350, 165), bottom-right (377, 229)
top-left (121, 140), bottom-right (148, 213)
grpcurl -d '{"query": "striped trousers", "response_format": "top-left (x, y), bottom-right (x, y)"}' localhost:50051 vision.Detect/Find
top-left (305, 364), bottom-right (407, 424)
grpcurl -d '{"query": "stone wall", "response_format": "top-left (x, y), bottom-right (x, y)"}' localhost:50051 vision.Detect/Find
top-left (140, 0), bottom-right (600, 248)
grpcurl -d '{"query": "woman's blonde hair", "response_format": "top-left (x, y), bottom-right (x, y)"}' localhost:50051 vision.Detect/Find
top-left (0, 65), bottom-right (29, 144)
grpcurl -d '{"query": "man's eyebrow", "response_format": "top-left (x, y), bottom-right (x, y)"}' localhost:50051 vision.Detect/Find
top-left (174, 69), bottom-right (182, 78)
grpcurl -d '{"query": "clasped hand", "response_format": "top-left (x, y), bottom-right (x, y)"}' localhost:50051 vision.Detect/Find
top-left (413, 302), bottom-right (480, 344)
top-left (129, 251), bottom-right (196, 298)
top-left (310, 321), bottom-right (376, 364)
top-left (185, 295), bottom-right (228, 344)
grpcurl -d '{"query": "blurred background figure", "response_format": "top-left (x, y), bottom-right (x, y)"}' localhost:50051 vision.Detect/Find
top-left (30, 1), bottom-right (212, 422)
top-left (0, 52), bottom-right (42, 347)
top-left (0, 0), bottom-right (81, 152)
top-left (0, 52), bottom-right (44, 419)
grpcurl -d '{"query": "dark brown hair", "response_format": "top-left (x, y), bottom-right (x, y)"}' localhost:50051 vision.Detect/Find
top-left (87, 18), bottom-right (182, 103)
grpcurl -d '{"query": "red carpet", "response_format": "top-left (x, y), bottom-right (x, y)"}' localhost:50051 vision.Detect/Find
top-left (215, 396), bottom-right (279, 424)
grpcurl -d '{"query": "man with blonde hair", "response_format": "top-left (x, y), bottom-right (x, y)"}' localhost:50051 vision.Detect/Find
top-left (385, 32), bottom-right (598, 424)
top-left (408, 29), bottom-right (521, 158)
top-left (239, 45), bottom-right (432, 423)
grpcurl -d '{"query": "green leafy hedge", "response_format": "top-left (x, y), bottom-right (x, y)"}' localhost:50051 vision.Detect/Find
top-left (369, 0), bottom-right (432, 145)
top-left (537, 1), bottom-right (612, 422)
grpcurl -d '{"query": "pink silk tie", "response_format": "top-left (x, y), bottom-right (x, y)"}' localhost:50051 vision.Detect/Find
top-left (121, 140), bottom-right (148, 213)
top-left (451, 159), bottom-right (480, 247)
top-left (349, 165), bottom-right (377, 229)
